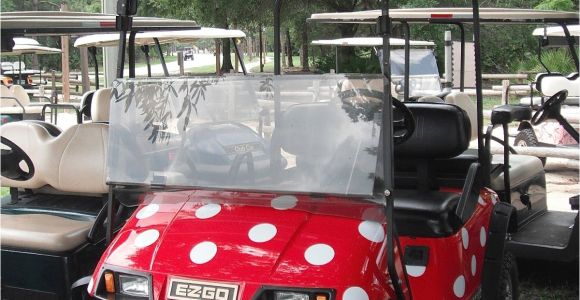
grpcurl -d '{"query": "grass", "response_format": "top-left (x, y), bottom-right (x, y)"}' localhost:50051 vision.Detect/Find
top-left (250, 55), bottom-right (301, 73)
top-left (0, 187), bottom-right (9, 197)
top-left (134, 55), bottom-right (177, 68)
top-left (518, 259), bottom-right (579, 299)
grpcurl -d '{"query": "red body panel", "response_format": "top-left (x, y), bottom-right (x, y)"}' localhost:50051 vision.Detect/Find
top-left (89, 189), bottom-right (497, 300)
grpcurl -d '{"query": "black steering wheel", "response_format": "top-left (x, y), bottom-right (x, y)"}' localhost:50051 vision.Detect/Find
top-left (338, 89), bottom-right (415, 144)
top-left (1, 137), bottom-right (35, 181)
top-left (531, 89), bottom-right (568, 126)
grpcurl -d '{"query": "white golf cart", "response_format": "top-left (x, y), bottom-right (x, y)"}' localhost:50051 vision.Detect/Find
top-left (0, 8), bottom-right (199, 299)
top-left (312, 37), bottom-right (442, 99)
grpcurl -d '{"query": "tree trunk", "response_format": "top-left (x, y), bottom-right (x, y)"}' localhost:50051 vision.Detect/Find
top-left (301, 23), bottom-right (309, 71)
top-left (31, 0), bottom-right (39, 70)
top-left (286, 28), bottom-right (293, 67)
top-left (221, 38), bottom-right (233, 72)
top-left (281, 31), bottom-right (287, 68)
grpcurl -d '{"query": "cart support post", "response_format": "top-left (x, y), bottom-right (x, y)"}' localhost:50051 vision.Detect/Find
top-left (402, 22), bottom-right (410, 102)
top-left (154, 38), bottom-right (169, 77)
top-left (444, 30), bottom-right (453, 91)
top-left (274, 0), bottom-right (282, 75)
top-left (471, 0), bottom-right (489, 186)
top-left (232, 38), bottom-right (247, 75)
top-left (88, 47), bottom-right (99, 89)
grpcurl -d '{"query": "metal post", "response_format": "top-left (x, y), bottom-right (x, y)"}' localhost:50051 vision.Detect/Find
top-left (128, 31), bottom-right (136, 78)
top-left (444, 30), bottom-right (453, 92)
top-left (232, 38), bottom-right (247, 75)
top-left (560, 22), bottom-right (579, 72)
top-left (116, 32), bottom-right (126, 78)
top-left (402, 22), bottom-right (410, 102)
top-left (89, 47), bottom-right (99, 89)
top-left (472, 0), bottom-right (488, 186)
top-left (141, 45), bottom-right (152, 77)
top-left (154, 38), bottom-right (169, 77)
top-left (459, 24), bottom-right (465, 92)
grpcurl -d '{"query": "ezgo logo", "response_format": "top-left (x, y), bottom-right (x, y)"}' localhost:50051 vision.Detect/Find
top-left (167, 278), bottom-right (238, 300)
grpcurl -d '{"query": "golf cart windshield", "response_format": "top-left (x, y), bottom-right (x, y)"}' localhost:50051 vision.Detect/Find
top-left (107, 75), bottom-right (381, 197)
top-left (381, 48), bottom-right (441, 97)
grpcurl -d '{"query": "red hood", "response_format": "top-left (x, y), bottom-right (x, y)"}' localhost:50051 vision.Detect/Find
top-left (100, 190), bottom-right (390, 297)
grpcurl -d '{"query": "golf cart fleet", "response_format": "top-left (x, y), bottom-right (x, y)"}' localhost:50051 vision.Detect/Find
top-left (0, 1), bottom-right (578, 300)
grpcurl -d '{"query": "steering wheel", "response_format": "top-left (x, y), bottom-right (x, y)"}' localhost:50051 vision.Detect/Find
top-left (1, 137), bottom-right (35, 181)
top-left (338, 89), bottom-right (415, 144)
top-left (392, 97), bottom-right (416, 144)
top-left (531, 89), bottom-right (568, 126)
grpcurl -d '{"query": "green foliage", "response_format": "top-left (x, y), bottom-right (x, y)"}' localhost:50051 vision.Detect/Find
top-left (534, 0), bottom-right (575, 11)
top-left (515, 48), bottom-right (577, 74)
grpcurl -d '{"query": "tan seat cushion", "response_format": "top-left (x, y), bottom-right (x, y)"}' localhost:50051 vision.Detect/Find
top-left (1, 213), bottom-right (93, 252)
top-left (491, 154), bottom-right (544, 191)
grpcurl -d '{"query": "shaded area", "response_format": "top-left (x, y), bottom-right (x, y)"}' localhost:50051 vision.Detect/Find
top-left (519, 258), bottom-right (579, 299)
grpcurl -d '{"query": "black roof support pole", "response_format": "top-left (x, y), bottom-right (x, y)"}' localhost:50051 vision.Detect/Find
top-left (128, 31), bottom-right (136, 78)
top-left (402, 21), bottom-right (410, 102)
top-left (88, 46), bottom-right (99, 88)
top-left (459, 23), bottom-right (465, 92)
top-left (232, 38), bottom-right (248, 75)
top-left (274, 0), bottom-right (282, 75)
top-left (380, 1), bottom-right (406, 299)
top-left (141, 45), bottom-right (152, 77)
top-left (560, 22), bottom-right (579, 72)
top-left (472, 0), bottom-right (488, 186)
top-left (153, 38), bottom-right (169, 77)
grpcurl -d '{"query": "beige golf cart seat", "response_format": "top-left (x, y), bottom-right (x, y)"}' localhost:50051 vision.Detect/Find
top-left (444, 91), bottom-right (545, 194)
top-left (1, 88), bottom-right (112, 252)
top-left (0, 84), bottom-right (50, 115)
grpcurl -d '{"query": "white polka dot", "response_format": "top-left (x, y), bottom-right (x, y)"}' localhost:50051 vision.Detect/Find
top-left (134, 229), bottom-right (159, 248)
top-left (87, 278), bottom-right (94, 293)
top-left (343, 286), bottom-right (369, 300)
top-left (358, 221), bottom-right (385, 243)
top-left (480, 227), bottom-right (487, 247)
top-left (406, 265), bottom-right (426, 277)
top-left (248, 223), bottom-right (277, 243)
top-left (136, 204), bottom-right (159, 220)
top-left (195, 203), bottom-right (221, 219)
top-left (304, 244), bottom-right (335, 266)
top-left (471, 255), bottom-right (477, 276)
top-left (190, 241), bottom-right (218, 264)
top-left (271, 195), bottom-right (298, 210)
top-left (478, 196), bottom-right (485, 206)
top-left (461, 228), bottom-right (469, 250)
top-left (453, 275), bottom-right (466, 298)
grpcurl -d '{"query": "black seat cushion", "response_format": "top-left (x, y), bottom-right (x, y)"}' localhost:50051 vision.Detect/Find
top-left (490, 105), bottom-right (532, 125)
top-left (395, 102), bottom-right (471, 159)
top-left (394, 190), bottom-right (462, 237)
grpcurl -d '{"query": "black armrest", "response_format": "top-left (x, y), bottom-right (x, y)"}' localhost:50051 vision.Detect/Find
top-left (490, 105), bottom-right (532, 125)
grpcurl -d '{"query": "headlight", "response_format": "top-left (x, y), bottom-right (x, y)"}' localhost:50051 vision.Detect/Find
top-left (257, 288), bottom-right (333, 300)
top-left (274, 291), bottom-right (310, 300)
top-left (118, 274), bottom-right (150, 297)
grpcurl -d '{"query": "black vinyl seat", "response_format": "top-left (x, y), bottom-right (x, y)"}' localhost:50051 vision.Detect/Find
top-left (393, 102), bottom-right (473, 237)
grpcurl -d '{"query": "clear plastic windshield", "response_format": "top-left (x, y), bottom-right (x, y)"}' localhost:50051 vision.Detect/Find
top-left (378, 48), bottom-right (442, 97)
top-left (107, 75), bottom-right (382, 197)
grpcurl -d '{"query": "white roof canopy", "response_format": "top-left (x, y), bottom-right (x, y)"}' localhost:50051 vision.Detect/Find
top-left (309, 8), bottom-right (579, 24)
top-left (312, 37), bottom-right (435, 47)
top-left (1, 11), bottom-right (199, 36)
top-left (3, 37), bottom-right (62, 55)
top-left (533, 25), bottom-right (580, 37)
top-left (74, 28), bottom-right (246, 48)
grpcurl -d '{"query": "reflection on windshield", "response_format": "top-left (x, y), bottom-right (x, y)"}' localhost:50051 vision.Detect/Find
top-left (107, 75), bottom-right (382, 197)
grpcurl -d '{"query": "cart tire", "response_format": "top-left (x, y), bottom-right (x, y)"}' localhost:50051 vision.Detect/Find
top-left (514, 129), bottom-right (546, 166)
top-left (498, 252), bottom-right (519, 300)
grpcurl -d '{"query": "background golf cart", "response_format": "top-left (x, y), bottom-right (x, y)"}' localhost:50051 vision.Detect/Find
top-left (0, 37), bottom-right (60, 124)
top-left (309, 3), bottom-right (579, 268)
top-left (0, 9), bottom-right (200, 300)
top-left (512, 25), bottom-right (579, 165)
top-left (311, 37), bottom-right (443, 99)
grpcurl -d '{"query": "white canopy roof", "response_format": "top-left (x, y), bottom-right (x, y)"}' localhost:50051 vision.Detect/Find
top-left (312, 37), bottom-right (435, 47)
top-left (533, 25), bottom-right (580, 37)
top-left (1, 11), bottom-right (199, 36)
top-left (74, 27), bottom-right (246, 48)
top-left (309, 8), bottom-right (579, 24)
top-left (3, 37), bottom-right (62, 55)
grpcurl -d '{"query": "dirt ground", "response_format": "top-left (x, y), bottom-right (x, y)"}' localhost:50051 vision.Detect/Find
top-left (544, 158), bottom-right (579, 212)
